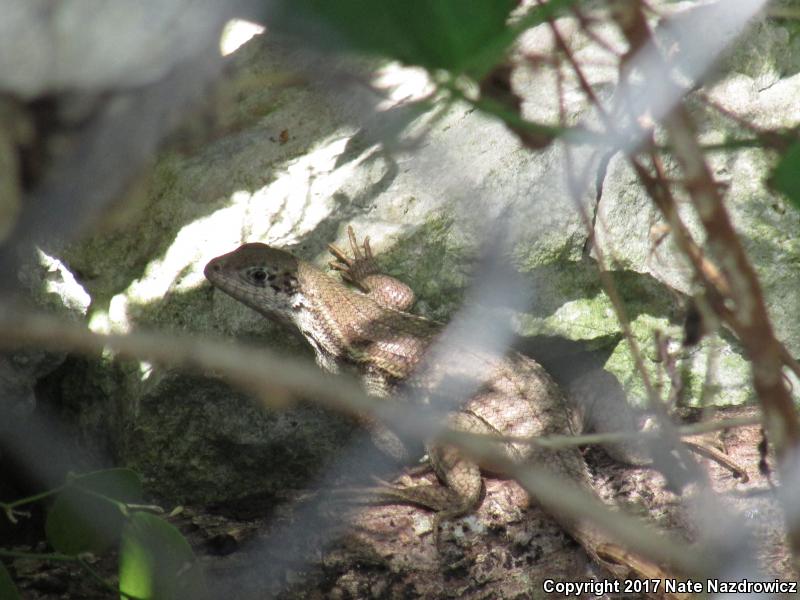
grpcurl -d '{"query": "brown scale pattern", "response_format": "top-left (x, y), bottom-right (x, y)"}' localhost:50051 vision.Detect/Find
top-left (205, 228), bottom-right (685, 597)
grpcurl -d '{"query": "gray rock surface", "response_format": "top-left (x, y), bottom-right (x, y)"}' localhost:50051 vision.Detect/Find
top-left (0, 0), bottom-right (229, 98)
top-left (1, 252), bottom-right (89, 434)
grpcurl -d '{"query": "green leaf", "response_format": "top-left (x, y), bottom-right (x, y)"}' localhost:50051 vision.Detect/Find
top-left (45, 468), bottom-right (143, 556)
top-left (771, 141), bottom-right (800, 210)
top-left (0, 562), bottom-right (22, 600)
top-left (118, 512), bottom-right (206, 600)
top-left (271, 0), bottom-right (518, 76)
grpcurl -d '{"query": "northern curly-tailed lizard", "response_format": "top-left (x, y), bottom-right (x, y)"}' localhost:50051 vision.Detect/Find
top-left (204, 226), bottom-right (688, 595)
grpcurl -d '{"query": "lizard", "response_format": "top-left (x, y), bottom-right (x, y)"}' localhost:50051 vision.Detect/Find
top-left (204, 226), bottom-right (688, 591)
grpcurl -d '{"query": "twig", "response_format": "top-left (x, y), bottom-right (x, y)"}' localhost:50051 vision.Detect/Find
top-left (682, 438), bottom-right (749, 482)
top-left (457, 413), bottom-right (761, 450)
top-left (543, 0), bottom-right (664, 412)
top-left (0, 306), bottom-right (710, 574)
top-left (570, 5), bottom-right (624, 57)
top-left (616, 0), bottom-right (800, 557)
top-left (694, 92), bottom-right (791, 152)
top-left (0, 306), bottom-right (374, 418)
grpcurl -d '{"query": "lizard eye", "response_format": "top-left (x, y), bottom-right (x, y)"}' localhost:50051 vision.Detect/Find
top-left (251, 269), bottom-right (267, 283)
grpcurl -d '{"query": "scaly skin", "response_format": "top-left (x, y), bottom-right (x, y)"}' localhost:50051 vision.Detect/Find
top-left (204, 227), bottom-right (686, 595)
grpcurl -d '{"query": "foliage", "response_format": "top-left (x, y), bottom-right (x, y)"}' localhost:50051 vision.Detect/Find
top-left (0, 468), bottom-right (203, 599)
top-left (269, 0), bottom-right (577, 78)
top-left (45, 468), bottom-right (143, 555)
top-left (119, 512), bottom-right (207, 600)
top-left (0, 562), bottom-right (21, 600)
top-left (770, 140), bottom-right (800, 210)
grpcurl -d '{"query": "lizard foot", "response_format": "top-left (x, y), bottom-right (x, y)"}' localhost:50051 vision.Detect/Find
top-left (329, 481), bottom-right (462, 514)
top-left (334, 482), bottom-right (472, 551)
top-left (328, 225), bottom-right (417, 311)
top-left (328, 225), bottom-right (381, 290)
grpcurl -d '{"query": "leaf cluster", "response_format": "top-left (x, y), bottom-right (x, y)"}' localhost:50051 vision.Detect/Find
top-left (0, 468), bottom-right (204, 600)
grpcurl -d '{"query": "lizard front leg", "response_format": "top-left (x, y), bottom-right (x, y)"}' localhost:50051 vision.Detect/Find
top-left (328, 226), bottom-right (416, 312)
top-left (329, 227), bottom-right (427, 463)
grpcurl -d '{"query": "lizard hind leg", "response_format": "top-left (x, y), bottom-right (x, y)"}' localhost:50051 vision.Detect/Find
top-left (360, 480), bottom-right (476, 517)
top-left (335, 443), bottom-right (483, 543)
top-left (349, 441), bottom-right (483, 519)
top-left (361, 472), bottom-right (482, 548)
top-left (328, 226), bottom-right (416, 311)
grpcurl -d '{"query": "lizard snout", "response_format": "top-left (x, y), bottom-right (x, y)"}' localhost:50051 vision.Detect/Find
top-left (203, 258), bottom-right (223, 281)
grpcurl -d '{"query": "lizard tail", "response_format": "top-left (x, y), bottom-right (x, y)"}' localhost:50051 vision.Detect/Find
top-left (572, 526), bottom-right (694, 600)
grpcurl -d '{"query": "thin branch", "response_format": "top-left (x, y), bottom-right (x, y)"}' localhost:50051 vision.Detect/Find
top-left (544, 0), bottom-right (665, 412)
top-left (615, 0), bottom-right (800, 557)
top-left (542, 0), bottom-right (615, 131)
top-left (0, 306), bottom-right (374, 419)
top-left (464, 413), bottom-right (760, 450)
top-left (694, 92), bottom-right (791, 152)
top-left (0, 306), bottom-right (711, 574)
top-left (570, 5), bottom-right (624, 57)
top-left (665, 106), bottom-right (800, 446)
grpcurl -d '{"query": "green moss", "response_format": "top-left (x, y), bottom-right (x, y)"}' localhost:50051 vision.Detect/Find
top-left (511, 229), bottom-right (586, 267)
top-left (512, 259), bottom-right (754, 409)
top-left (603, 314), bottom-right (674, 409)
top-left (517, 294), bottom-right (615, 340)
top-left (379, 212), bottom-right (470, 318)
top-left (604, 320), bottom-right (754, 409)
top-left (62, 152), bottom-right (192, 309)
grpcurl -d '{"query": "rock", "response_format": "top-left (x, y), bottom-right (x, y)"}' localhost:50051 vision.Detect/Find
top-left (0, 0), bottom-right (229, 98)
top-left (1, 250), bottom-right (90, 435)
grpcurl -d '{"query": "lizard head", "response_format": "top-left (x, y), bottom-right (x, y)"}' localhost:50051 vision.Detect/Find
top-left (204, 243), bottom-right (301, 323)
